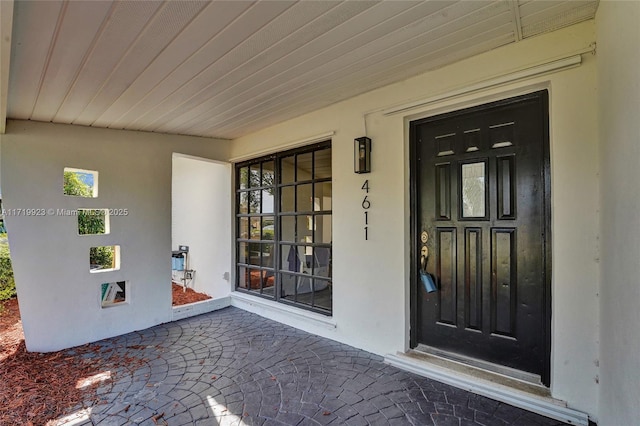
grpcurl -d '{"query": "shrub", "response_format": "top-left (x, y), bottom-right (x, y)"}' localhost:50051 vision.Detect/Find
top-left (0, 240), bottom-right (16, 301)
top-left (90, 246), bottom-right (114, 270)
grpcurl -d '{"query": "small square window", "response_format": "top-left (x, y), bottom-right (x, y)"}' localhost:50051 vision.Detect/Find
top-left (64, 168), bottom-right (98, 198)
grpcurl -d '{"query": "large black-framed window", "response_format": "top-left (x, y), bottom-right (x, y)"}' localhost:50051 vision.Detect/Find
top-left (236, 142), bottom-right (332, 315)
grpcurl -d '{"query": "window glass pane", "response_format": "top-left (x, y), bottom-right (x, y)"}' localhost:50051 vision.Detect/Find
top-left (281, 155), bottom-right (295, 184)
top-left (248, 243), bottom-right (261, 266)
top-left (262, 217), bottom-right (274, 240)
top-left (313, 182), bottom-right (331, 211)
top-left (238, 242), bottom-right (248, 264)
top-left (297, 184), bottom-right (313, 212)
top-left (249, 190), bottom-right (261, 214)
top-left (313, 247), bottom-right (331, 278)
top-left (247, 268), bottom-right (261, 291)
top-left (250, 217), bottom-right (261, 240)
top-left (238, 167), bottom-right (249, 190)
top-left (280, 272), bottom-right (297, 300)
top-left (315, 214), bottom-right (332, 244)
top-left (261, 243), bottom-right (274, 268)
top-left (313, 279), bottom-right (332, 312)
top-left (249, 164), bottom-right (260, 188)
top-left (314, 148), bottom-right (331, 179)
top-left (462, 162), bottom-right (486, 217)
top-left (238, 217), bottom-right (249, 239)
top-left (297, 152), bottom-right (313, 180)
top-left (262, 161), bottom-right (275, 187)
top-left (236, 143), bottom-right (331, 313)
top-left (238, 192), bottom-right (249, 214)
top-left (280, 216), bottom-right (295, 242)
top-left (238, 267), bottom-right (249, 289)
top-left (297, 215), bottom-right (313, 244)
top-left (262, 270), bottom-right (275, 295)
top-left (281, 186), bottom-right (295, 212)
top-left (281, 245), bottom-right (300, 272)
top-left (262, 189), bottom-right (274, 214)
top-left (292, 275), bottom-right (314, 306)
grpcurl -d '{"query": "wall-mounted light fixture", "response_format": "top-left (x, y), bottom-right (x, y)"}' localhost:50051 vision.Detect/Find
top-left (354, 137), bottom-right (371, 174)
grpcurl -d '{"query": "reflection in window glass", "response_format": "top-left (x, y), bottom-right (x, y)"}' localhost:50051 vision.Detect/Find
top-left (280, 186), bottom-right (295, 212)
top-left (280, 216), bottom-right (295, 242)
top-left (281, 245), bottom-right (299, 272)
top-left (297, 184), bottom-right (313, 212)
top-left (297, 215), bottom-right (313, 243)
top-left (262, 216), bottom-right (274, 240)
top-left (297, 152), bottom-right (313, 180)
top-left (314, 148), bottom-right (332, 179)
top-left (262, 161), bottom-right (275, 187)
top-left (238, 267), bottom-right (248, 289)
top-left (315, 215), bottom-right (332, 244)
top-left (250, 217), bottom-right (261, 240)
top-left (238, 242), bottom-right (248, 264)
top-left (261, 244), bottom-right (274, 267)
top-left (313, 182), bottom-right (332, 211)
top-left (249, 164), bottom-right (261, 188)
top-left (249, 190), bottom-right (261, 214)
top-left (262, 190), bottom-right (275, 214)
top-left (313, 279), bottom-right (332, 311)
top-left (238, 192), bottom-right (249, 214)
top-left (238, 167), bottom-right (249, 190)
top-left (313, 248), bottom-right (331, 277)
top-left (462, 162), bottom-right (486, 218)
top-left (238, 217), bottom-right (249, 239)
top-left (281, 156), bottom-right (295, 184)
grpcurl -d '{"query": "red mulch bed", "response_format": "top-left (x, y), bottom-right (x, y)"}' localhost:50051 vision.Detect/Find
top-left (0, 298), bottom-right (113, 425)
top-left (0, 286), bottom-right (211, 424)
top-left (171, 283), bottom-right (212, 306)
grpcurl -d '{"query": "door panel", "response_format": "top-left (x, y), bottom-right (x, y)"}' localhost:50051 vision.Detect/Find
top-left (411, 91), bottom-right (550, 383)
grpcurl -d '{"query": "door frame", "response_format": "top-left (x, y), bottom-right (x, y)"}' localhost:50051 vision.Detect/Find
top-left (408, 90), bottom-right (552, 386)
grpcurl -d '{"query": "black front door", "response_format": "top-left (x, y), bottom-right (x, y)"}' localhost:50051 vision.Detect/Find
top-left (410, 91), bottom-right (551, 384)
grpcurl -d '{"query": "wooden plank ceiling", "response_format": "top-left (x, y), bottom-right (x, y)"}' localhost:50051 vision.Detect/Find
top-left (6, 0), bottom-right (598, 139)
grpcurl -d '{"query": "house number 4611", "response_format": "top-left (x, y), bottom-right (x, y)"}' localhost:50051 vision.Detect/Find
top-left (362, 180), bottom-right (370, 240)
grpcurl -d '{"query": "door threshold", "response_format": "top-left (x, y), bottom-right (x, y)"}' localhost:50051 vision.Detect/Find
top-left (414, 344), bottom-right (543, 386)
top-left (385, 351), bottom-right (589, 426)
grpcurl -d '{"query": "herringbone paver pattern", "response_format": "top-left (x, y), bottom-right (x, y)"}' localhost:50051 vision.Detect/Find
top-left (67, 307), bottom-right (568, 425)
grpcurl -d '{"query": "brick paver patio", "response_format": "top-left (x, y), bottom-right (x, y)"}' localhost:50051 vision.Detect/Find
top-left (68, 307), bottom-right (568, 425)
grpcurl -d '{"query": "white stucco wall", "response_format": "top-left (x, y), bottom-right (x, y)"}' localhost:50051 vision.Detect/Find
top-left (230, 22), bottom-right (600, 417)
top-left (171, 154), bottom-right (232, 299)
top-left (597, 1), bottom-right (640, 424)
top-left (0, 120), bottom-right (230, 352)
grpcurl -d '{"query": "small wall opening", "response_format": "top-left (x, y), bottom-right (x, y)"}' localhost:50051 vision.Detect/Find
top-left (89, 245), bottom-right (120, 273)
top-left (101, 281), bottom-right (127, 308)
top-left (64, 168), bottom-right (98, 198)
top-left (77, 209), bottom-right (110, 235)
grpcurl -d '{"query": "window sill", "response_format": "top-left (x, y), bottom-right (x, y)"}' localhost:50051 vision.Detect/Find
top-left (230, 291), bottom-right (337, 330)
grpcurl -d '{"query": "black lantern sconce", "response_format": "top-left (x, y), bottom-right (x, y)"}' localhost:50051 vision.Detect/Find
top-left (354, 137), bottom-right (372, 174)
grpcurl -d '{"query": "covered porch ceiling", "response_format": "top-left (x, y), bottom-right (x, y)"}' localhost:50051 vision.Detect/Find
top-left (0, 0), bottom-right (598, 139)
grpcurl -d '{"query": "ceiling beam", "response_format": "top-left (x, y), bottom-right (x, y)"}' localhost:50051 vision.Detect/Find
top-left (0, 0), bottom-right (14, 134)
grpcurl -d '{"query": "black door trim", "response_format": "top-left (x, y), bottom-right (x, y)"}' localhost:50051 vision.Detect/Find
top-left (408, 90), bottom-right (551, 386)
